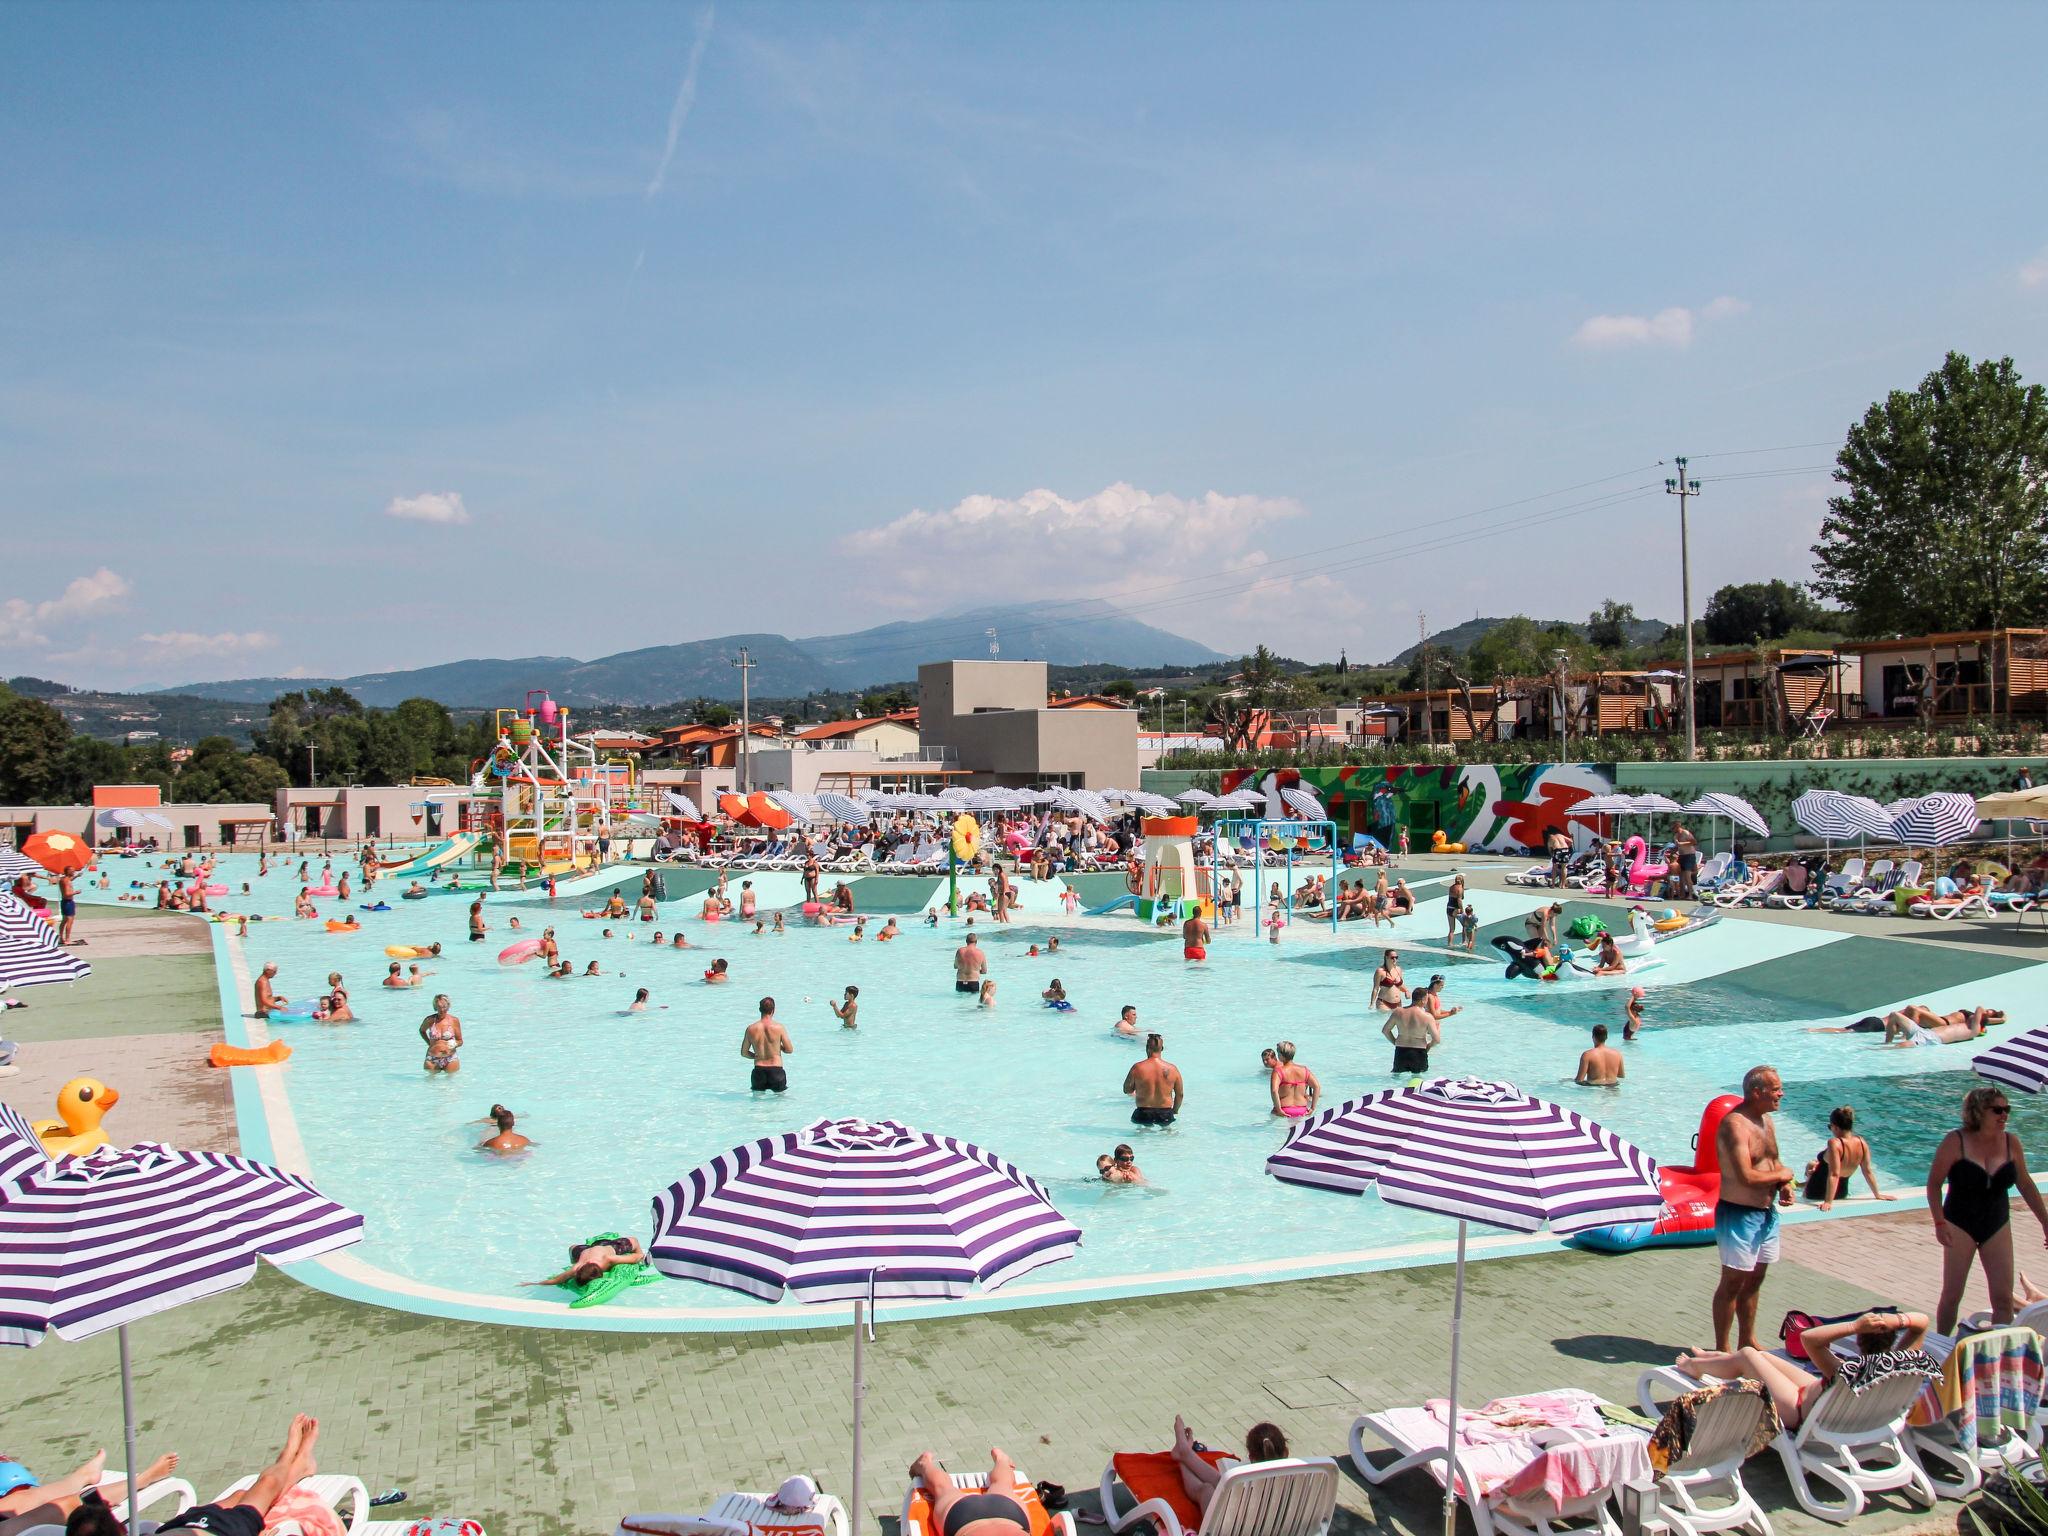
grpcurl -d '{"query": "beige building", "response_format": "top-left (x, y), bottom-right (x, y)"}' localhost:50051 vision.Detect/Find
top-left (917, 660), bottom-right (1139, 789)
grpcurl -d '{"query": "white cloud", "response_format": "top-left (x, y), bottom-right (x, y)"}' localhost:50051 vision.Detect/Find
top-left (1571, 295), bottom-right (1749, 350)
top-left (133, 630), bottom-right (277, 662)
top-left (0, 567), bottom-right (132, 646)
top-left (384, 491), bottom-right (471, 525)
top-left (646, 6), bottom-right (716, 200)
top-left (2022, 249), bottom-right (2048, 289)
top-left (839, 482), bottom-right (1310, 610)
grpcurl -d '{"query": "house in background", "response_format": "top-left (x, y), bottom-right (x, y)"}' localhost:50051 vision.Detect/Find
top-left (1841, 629), bottom-right (2048, 721)
top-left (919, 660), bottom-right (1138, 788)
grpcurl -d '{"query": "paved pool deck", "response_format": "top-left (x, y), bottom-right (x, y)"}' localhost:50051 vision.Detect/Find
top-left (2, 888), bottom-right (2024, 1536)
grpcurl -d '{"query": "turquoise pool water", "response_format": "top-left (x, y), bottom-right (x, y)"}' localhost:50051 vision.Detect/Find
top-left (92, 849), bottom-right (2048, 1323)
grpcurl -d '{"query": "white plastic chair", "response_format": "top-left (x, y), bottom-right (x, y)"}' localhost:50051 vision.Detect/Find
top-left (1632, 1377), bottom-right (1774, 1536)
top-left (1097, 1453), bottom-right (1339, 1536)
top-left (211, 1473), bottom-right (370, 1535)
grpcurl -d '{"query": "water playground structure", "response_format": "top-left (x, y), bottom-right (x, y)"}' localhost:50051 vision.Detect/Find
top-left (1210, 812), bottom-right (1341, 933)
top-left (1132, 815), bottom-right (1216, 924)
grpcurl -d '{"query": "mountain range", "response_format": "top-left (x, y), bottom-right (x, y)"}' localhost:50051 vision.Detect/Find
top-left (1386, 614), bottom-right (1673, 666)
top-left (154, 600), bottom-right (1226, 708)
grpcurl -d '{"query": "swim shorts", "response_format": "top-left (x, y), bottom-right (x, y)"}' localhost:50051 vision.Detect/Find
top-left (1392, 1046), bottom-right (1431, 1075)
top-left (469, 932), bottom-right (484, 942)
top-left (1678, 852), bottom-right (1699, 873)
top-left (60, 897), bottom-right (77, 918)
top-left (955, 979), bottom-right (980, 993)
top-left (159, 1501), bottom-right (263, 1536)
top-left (1131, 1106), bottom-right (1177, 1127)
top-left (1714, 1200), bottom-right (1781, 1271)
top-left (1183, 945), bottom-right (1206, 961)
top-left (750, 1065), bottom-right (788, 1093)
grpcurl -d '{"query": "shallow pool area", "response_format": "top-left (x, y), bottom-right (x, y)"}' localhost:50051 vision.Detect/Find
top-left (134, 848), bottom-right (2048, 1329)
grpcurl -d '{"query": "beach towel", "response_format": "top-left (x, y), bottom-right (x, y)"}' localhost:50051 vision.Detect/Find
top-left (1926, 1327), bottom-right (2045, 1455)
top-left (1416, 1391), bottom-right (1646, 1501)
top-left (1108, 1450), bottom-right (1231, 1535)
top-left (1646, 1381), bottom-right (1777, 1474)
top-left (261, 1484), bottom-right (348, 1536)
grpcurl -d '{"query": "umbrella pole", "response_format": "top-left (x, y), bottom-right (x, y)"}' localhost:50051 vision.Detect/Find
top-left (1441, 1220), bottom-right (1467, 1536)
top-left (851, 1300), bottom-right (866, 1536)
top-left (119, 1322), bottom-right (140, 1536)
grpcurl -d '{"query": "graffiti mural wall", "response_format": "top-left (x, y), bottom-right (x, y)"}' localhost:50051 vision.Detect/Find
top-left (1218, 763), bottom-right (1616, 854)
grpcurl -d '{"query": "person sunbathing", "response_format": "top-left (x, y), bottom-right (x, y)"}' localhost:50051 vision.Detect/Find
top-left (0, 1449), bottom-right (181, 1529)
top-left (1168, 1416), bottom-right (1289, 1517)
top-left (527, 1235), bottom-right (646, 1288)
top-left (154, 1414), bottom-right (319, 1536)
top-left (1881, 1005), bottom-right (1995, 1047)
top-left (908, 1449), bottom-right (1033, 1536)
top-left (1671, 1310), bottom-right (1932, 1430)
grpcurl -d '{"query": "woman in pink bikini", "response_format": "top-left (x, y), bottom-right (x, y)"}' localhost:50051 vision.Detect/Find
top-left (1269, 1040), bottom-right (1321, 1120)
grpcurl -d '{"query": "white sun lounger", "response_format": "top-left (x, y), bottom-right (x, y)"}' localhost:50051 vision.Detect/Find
top-left (1639, 1364), bottom-right (1933, 1522)
top-left (211, 1473), bottom-right (370, 1535)
top-left (1349, 1396), bottom-right (1642, 1536)
top-left (1631, 1377), bottom-right (1775, 1536)
top-left (1710, 869), bottom-right (1782, 908)
top-left (1096, 1451), bottom-right (1338, 1536)
top-left (903, 1469), bottom-right (1075, 1536)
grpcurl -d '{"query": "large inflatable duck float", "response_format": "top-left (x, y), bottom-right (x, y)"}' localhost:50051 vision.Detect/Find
top-left (32, 1076), bottom-right (121, 1157)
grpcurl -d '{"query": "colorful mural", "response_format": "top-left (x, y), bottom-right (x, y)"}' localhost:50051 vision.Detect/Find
top-left (1217, 762), bottom-right (1616, 854)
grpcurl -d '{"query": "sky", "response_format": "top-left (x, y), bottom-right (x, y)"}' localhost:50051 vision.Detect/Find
top-left (4, 1), bottom-right (2047, 691)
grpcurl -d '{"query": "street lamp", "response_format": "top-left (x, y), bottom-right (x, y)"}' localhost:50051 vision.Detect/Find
top-left (1551, 649), bottom-right (1570, 756)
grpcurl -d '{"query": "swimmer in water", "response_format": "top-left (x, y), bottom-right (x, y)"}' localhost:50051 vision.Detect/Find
top-left (877, 916), bottom-right (899, 941)
top-left (627, 988), bottom-right (651, 1012)
top-left (705, 958), bottom-right (730, 984)
top-left (771, 911), bottom-right (785, 934)
top-left (1042, 977), bottom-right (1068, 1005)
top-left (829, 985), bottom-right (859, 1029)
top-left (671, 931), bottom-right (691, 949)
top-left (849, 918), bottom-right (866, 942)
top-left (480, 1104), bottom-right (530, 1152)
top-left (1624, 987), bottom-right (1645, 1041)
top-left (1114, 1004), bottom-right (1140, 1038)
top-left (583, 961), bottom-right (602, 977)
top-left (979, 978), bottom-right (997, 1009)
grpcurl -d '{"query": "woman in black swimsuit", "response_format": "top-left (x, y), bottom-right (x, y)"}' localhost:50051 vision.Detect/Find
top-left (909, 1449), bottom-right (1034, 1536)
top-left (1927, 1086), bottom-right (2048, 1333)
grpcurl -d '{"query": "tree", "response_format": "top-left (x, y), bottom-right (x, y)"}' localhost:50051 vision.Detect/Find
top-left (1701, 580), bottom-right (1829, 646)
top-left (0, 692), bottom-right (72, 803)
top-left (1100, 678), bottom-right (1138, 700)
top-left (1466, 617), bottom-right (1583, 682)
top-left (1586, 599), bottom-right (1638, 651)
top-left (1813, 351), bottom-right (2048, 635)
top-left (1208, 645), bottom-right (1290, 750)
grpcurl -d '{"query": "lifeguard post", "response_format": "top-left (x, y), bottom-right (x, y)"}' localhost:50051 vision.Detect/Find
top-left (1134, 815), bottom-right (1215, 924)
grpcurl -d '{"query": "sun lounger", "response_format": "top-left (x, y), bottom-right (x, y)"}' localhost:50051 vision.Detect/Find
top-left (903, 1468), bottom-right (1074, 1536)
top-left (1817, 857), bottom-right (1866, 902)
top-left (1349, 1388), bottom-right (1648, 1536)
top-left (1710, 869), bottom-right (1782, 908)
top-left (211, 1473), bottom-right (370, 1535)
top-left (1896, 1325), bottom-right (2047, 1497)
top-left (1908, 886), bottom-right (1995, 920)
top-left (701, 1488), bottom-right (850, 1536)
top-left (1096, 1449), bottom-right (1338, 1536)
top-left (1639, 1364), bottom-right (1933, 1522)
top-left (363, 1522), bottom-right (486, 1535)
top-left (1631, 1377), bottom-right (1775, 1536)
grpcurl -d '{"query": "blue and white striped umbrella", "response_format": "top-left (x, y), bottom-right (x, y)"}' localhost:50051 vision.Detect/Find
top-left (1629, 793), bottom-right (1682, 815)
top-left (1681, 793), bottom-right (1771, 839)
top-left (1791, 789), bottom-right (1896, 844)
top-left (1889, 793), bottom-right (1982, 848)
top-left (663, 791), bottom-right (702, 820)
top-left (816, 793), bottom-right (873, 825)
top-left (1569, 794), bottom-right (1637, 816)
top-left (0, 850), bottom-right (44, 881)
top-left (1278, 785), bottom-right (1327, 820)
top-left (1176, 788), bottom-right (1216, 806)
top-left (650, 1116), bottom-right (1080, 1304)
top-left (764, 790), bottom-right (817, 824)
top-left (1976, 1026), bottom-right (2048, 1096)
top-left (1267, 1078), bottom-right (1659, 1531)
top-left (0, 893), bottom-right (88, 990)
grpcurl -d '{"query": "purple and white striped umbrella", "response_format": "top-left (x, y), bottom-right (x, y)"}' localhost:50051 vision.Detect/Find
top-left (0, 848), bottom-right (50, 880)
top-left (1973, 1026), bottom-right (2048, 1096)
top-left (1889, 793), bottom-right (1983, 848)
top-left (1791, 789), bottom-right (1896, 844)
top-left (1279, 784), bottom-right (1327, 820)
top-left (816, 792), bottom-right (873, 825)
top-left (1267, 1078), bottom-right (1660, 1536)
top-left (1682, 792), bottom-right (1771, 840)
top-left (1266, 1076), bottom-right (1662, 1234)
top-left (649, 1116), bottom-right (1080, 1303)
top-left (0, 892), bottom-right (89, 990)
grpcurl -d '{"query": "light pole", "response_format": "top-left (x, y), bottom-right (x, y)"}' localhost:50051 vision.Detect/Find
top-left (731, 649), bottom-right (756, 793)
top-left (1666, 458), bottom-right (1702, 762)
top-left (1551, 649), bottom-right (1570, 757)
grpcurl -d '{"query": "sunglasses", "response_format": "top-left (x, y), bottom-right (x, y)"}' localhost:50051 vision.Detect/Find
top-left (1992, 1105), bottom-right (2012, 1116)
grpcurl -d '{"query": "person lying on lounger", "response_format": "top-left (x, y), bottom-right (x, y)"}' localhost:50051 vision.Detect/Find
top-left (1167, 1416), bottom-right (1290, 1518)
top-left (909, 1449), bottom-right (1034, 1536)
top-left (1670, 1311), bottom-right (1933, 1432)
top-left (155, 1414), bottom-right (320, 1536)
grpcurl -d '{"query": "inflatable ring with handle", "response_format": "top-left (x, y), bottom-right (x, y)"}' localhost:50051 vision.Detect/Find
top-left (951, 814), bottom-right (981, 863)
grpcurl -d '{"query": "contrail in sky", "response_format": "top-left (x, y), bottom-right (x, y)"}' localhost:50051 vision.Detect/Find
top-left (646, 6), bottom-right (715, 201)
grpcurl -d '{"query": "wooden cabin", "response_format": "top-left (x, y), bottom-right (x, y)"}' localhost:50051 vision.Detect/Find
top-left (1842, 629), bottom-right (2048, 721)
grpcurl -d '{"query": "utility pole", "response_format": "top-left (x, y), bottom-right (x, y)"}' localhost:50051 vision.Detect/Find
top-left (307, 743), bottom-right (317, 789)
top-left (1419, 613), bottom-right (1433, 747)
top-left (731, 648), bottom-right (756, 793)
top-left (1552, 649), bottom-right (1571, 755)
top-left (1665, 457), bottom-right (1703, 762)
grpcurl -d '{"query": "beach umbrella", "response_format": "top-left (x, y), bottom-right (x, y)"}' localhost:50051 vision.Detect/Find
top-left (1889, 793), bottom-right (1982, 849)
top-left (21, 830), bottom-right (93, 876)
top-left (0, 1103), bottom-right (363, 1536)
top-left (816, 793), bottom-right (872, 825)
top-left (1681, 792), bottom-right (1770, 841)
top-left (1975, 787), bottom-right (2048, 821)
top-left (662, 791), bottom-right (702, 820)
top-left (1176, 788), bottom-right (1216, 806)
top-left (1278, 785), bottom-right (1327, 820)
top-left (1267, 1077), bottom-right (1661, 1536)
top-left (1791, 789), bottom-right (1896, 850)
top-left (1208, 789), bottom-right (1260, 814)
top-left (0, 893), bottom-right (88, 990)
top-left (651, 1117), bottom-right (1080, 1532)
top-left (745, 792), bottom-right (794, 831)
top-left (764, 790), bottom-right (817, 824)
top-left (1627, 792), bottom-right (1683, 846)
top-left (1975, 1026), bottom-right (2048, 1096)
top-left (0, 849), bottom-right (46, 881)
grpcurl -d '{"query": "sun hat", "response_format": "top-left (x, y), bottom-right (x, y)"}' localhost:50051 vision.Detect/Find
top-left (770, 1476), bottom-right (818, 1513)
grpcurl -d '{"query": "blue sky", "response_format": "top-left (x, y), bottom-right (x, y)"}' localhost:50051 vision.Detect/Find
top-left (4, 1), bottom-right (2046, 689)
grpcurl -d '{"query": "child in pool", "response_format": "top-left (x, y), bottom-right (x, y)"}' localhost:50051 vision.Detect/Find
top-left (829, 985), bottom-right (859, 1029)
top-left (978, 979), bottom-right (996, 1009)
top-left (771, 911), bottom-right (785, 934)
top-left (1624, 987), bottom-right (1645, 1041)
top-left (849, 919), bottom-right (866, 942)
top-left (1042, 978), bottom-right (1074, 1011)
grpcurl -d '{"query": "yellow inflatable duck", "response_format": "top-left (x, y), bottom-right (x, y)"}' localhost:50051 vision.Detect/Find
top-left (31, 1077), bottom-right (121, 1158)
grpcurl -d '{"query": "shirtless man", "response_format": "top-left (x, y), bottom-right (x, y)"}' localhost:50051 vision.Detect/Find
top-left (829, 985), bottom-right (859, 1029)
top-left (1525, 902), bottom-right (1564, 952)
top-left (58, 868), bottom-right (79, 946)
top-left (253, 962), bottom-right (287, 1018)
top-left (742, 997), bottom-right (793, 1093)
top-left (1269, 1040), bottom-right (1321, 1120)
top-left (1575, 1024), bottom-right (1625, 1086)
top-left (1124, 1033), bottom-right (1184, 1127)
top-left (1181, 910), bottom-right (1210, 963)
top-left (1711, 1065), bottom-right (1797, 1350)
top-left (1382, 988), bottom-right (1442, 1076)
top-left (480, 1104), bottom-right (531, 1152)
top-left (1113, 1004), bottom-right (1140, 1038)
top-left (953, 932), bottom-right (987, 995)
top-left (154, 1414), bottom-right (321, 1536)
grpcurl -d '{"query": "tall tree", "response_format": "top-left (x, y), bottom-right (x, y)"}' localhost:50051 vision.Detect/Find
top-left (1586, 599), bottom-right (1638, 650)
top-left (0, 690), bottom-right (72, 803)
top-left (1701, 580), bottom-right (1830, 645)
top-left (1812, 351), bottom-right (2048, 634)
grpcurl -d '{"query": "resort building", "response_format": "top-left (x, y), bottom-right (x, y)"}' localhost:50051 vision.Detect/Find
top-left (917, 659), bottom-right (1140, 789)
top-left (1682, 648), bottom-right (1858, 733)
top-left (1840, 628), bottom-right (2048, 721)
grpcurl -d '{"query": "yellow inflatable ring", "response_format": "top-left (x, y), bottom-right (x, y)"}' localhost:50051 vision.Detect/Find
top-left (951, 814), bottom-right (981, 863)
top-left (1654, 917), bottom-right (1690, 932)
top-left (386, 945), bottom-right (424, 959)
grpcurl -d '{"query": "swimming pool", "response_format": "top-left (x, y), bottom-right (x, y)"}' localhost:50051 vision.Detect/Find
top-left (123, 849), bottom-right (2048, 1330)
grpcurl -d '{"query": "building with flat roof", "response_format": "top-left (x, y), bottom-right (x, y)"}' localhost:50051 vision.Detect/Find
top-left (917, 660), bottom-right (1138, 788)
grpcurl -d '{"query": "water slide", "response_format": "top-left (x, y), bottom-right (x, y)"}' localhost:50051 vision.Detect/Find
top-left (377, 833), bottom-right (481, 879)
top-left (1083, 895), bottom-right (1137, 917)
